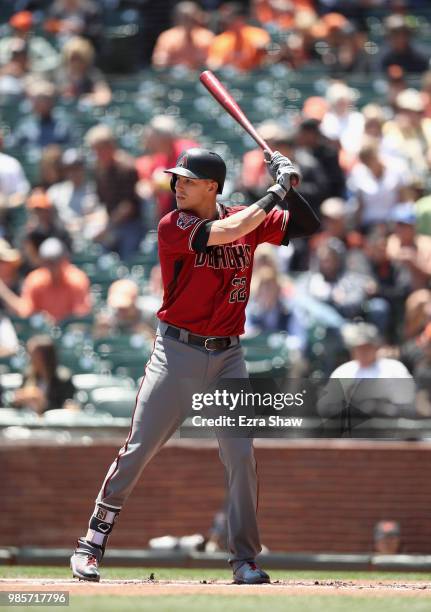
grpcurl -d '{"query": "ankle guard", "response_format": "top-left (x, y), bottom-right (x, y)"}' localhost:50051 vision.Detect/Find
top-left (85, 503), bottom-right (120, 550)
top-left (75, 537), bottom-right (104, 562)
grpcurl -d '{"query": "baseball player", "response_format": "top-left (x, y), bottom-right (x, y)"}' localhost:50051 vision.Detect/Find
top-left (70, 147), bottom-right (320, 584)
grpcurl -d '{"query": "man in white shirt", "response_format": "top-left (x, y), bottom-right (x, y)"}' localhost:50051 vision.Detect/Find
top-left (318, 322), bottom-right (415, 425)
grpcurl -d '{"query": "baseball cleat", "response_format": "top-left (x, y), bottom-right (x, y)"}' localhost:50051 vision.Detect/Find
top-left (70, 538), bottom-right (102, 582)
top-left (233, 561), bottom-right (271, 585)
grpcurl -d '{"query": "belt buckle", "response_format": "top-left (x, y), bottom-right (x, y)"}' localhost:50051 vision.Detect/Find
top-left (204, 337), bottom-right (219, 351)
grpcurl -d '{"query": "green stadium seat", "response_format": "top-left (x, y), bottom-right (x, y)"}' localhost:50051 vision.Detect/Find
top-left (86, 386), bottom-right (138, 418)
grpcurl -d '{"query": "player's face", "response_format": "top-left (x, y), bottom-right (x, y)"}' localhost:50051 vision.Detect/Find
top-left (175, 175), bottom-right (217, 212)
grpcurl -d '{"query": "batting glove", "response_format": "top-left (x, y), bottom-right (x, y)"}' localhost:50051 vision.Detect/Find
top-left (264, 150), bottom-right (301, 188)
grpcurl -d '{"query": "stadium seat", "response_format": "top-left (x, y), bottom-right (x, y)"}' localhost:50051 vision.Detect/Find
top-left (86, 386), bottom-right (138, 418)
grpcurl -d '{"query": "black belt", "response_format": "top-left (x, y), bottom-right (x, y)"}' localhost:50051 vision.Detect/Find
top-left (164, 325), bottom-right (238, 351)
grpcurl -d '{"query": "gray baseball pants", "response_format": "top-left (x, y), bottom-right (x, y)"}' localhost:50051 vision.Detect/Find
top-left (87, 321), bottom-right (261, 566)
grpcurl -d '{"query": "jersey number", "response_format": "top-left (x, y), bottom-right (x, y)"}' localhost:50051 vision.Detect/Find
top-left (229, 277), bottom-right (247, 303)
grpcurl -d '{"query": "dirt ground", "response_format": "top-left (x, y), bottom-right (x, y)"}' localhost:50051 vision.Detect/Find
top-left (1, 578), bottom-right (430, 598)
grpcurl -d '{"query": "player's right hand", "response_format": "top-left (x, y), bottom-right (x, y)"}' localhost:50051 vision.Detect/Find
top-left (264, 150), bottom-right (300, 187)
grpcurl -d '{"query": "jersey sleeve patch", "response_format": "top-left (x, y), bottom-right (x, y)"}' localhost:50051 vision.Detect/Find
top-left (177, 212), bottom-right (200, 230)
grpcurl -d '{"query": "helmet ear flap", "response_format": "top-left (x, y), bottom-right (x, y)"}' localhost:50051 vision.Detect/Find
top-left (170, 175), bottom-right (177, 193)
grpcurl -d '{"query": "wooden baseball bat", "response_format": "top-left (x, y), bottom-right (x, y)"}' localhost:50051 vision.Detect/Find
top-left (199, 70), bottom-right (299, 187)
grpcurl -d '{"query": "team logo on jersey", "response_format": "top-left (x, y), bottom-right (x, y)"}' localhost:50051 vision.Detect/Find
top-left (177, 212), bottom-right (199, 230)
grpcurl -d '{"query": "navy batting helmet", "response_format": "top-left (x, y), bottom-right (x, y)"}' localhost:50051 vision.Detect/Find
top-left (164, 148), bottom-right (226, 194)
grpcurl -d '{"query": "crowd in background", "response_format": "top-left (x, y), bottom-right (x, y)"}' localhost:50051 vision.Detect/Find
top-left (1, 0), bottom-right (431, 416)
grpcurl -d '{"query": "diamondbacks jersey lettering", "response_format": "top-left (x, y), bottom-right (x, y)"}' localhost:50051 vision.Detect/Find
top-left (157, 203), bottom-right (289, 336)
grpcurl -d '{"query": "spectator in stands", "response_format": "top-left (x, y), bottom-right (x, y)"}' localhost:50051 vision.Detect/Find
top-left (0, 11), bottom-right (60, 76)
top-left (373, 521), bottom-right (402, 555)
top-left (380, 14), bottom-right (429, 75)
top-left (12, 80), bottom-right (72, 149)
top-left (252, 0), bottom-right (316, 31)
top-left (386, 203), bottom-right (431, 291)
top-left (152, 2), bottom-right (214, 70)
top-left (309, 198), bottom-right (364, 269)
top-left (38, 145), bottom-right (65, 189)
top-left (296, 118), bottom-right (345, 199)
top-left (24, 189), bottom-right (72, 252)
top-left (57, 37), bottom-right (111, 106)
top-left (362, 104), bottom-right (386, 141)
top-left (12, 335), bottom-right (76, 415)
top-left (296, 238), bottom-right (374, 319)
top-left (47, 148), bottom-right (104, 238)
top-left (314, 12), bottom-right (372, 77)
top-left (0, 306), bottom-right (19, 358)
top-left (240, 121), bottom-right (329, 211)
top-left (320, 82), bottom-right (364, 155)
top-left (140, 263), bottom-right (164, 329)
top-left (0, 237), bottom-right (91, 323)
top-left (411, 323), bottom-right (431, 417)
top-left (360, 226), bottom-right (410, 341)
top-left (85, 125), bottom-right (143, 260)
top-left (0, 130), bottom-right (30, 208)
top-left (0, 38), bottom-right (31, 97)
top-left (246, 265), bottom-right (306, 350)
top-left (382, 88), bottom-right (431, 177)
top-left (318, 322), bottom-right (415, 423)
top-left (46, 0), bottom-right (102, 49)
top-left (403, 288), bottom-right (431, 342)
top-left (348, 139), bottom-right (406, 230)
top-left (93, 279), bottom-right (154, 340)
top-left (0, 239), bottom-right (22, 292)
top-left (207, 2), bottom-right (270, 71)
top-left (136, 115), bottom-right (198, 222)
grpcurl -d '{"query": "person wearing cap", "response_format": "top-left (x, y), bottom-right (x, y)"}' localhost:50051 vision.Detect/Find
top-left (93, 278), bottom-right (154, 340)
top-left (85, 124), bottom-right (143, 260)
top-left (12, 80), bottom-right (72, 149)
top-left (136, 115), bottom-right (198, 223)
top-left (373, 521), bottom-right (401, 555)
top-left (24, 188), bottom-right (72, 252)
top-left (47, 149), bottom-right (102, 237)
top-left (151, 2), bottom-right (214, 70)
top-left (318, 322), bottom-right (415, 424)
top-left (0, 237), bottom-right (91, 323)
top-left (386, 202), bottom-right (431, 291)
top-left (380, 14), bottom-right (428, 75)
top-left (382, 88), bottom-right (431, 177)
top-left (0, 11), bottom-right (60, 75)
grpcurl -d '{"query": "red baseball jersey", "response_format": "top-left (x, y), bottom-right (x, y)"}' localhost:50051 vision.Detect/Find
top-left (157, 203), bottom-right (289, 336)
